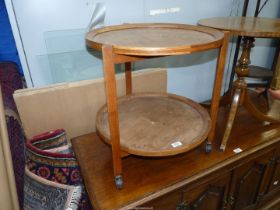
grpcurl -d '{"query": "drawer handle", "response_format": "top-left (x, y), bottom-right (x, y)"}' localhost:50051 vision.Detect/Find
top-left (176, 201), bottom-right (190, 210)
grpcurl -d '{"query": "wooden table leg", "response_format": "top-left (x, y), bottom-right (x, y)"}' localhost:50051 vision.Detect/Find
top-left (220, 88), bottom-right (241, 151)
top-left (243, 91), bottom-right (280, 123)
top-left (220, 37), bottom-right (254, 151)
top-left (102, 45), bottom-right (123, 189)
top-left (125, 62), bottom-right (132, 95)
top-left (207, 31), bottom-right (229, 152)
top-left (220, 36), bottom-right (280, 151)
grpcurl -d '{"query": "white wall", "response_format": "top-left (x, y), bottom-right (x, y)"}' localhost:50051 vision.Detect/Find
top-left (5, 0), bottom-right (280, 101)
top-left (246, 0), bottom-right (280, 68)
top-left (139, 0), bottom-right (242, 101)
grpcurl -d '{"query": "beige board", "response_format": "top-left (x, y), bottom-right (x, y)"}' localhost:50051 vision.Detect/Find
top-left (0, 85), bottom-right (19, 210)
top-left (14, 68), bottom-right (167, 140)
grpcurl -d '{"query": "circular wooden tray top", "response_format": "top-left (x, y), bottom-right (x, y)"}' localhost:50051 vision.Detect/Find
top-left (198, 17), bottom-right (280, 38)
top-left (96, 93), bottom-right (211, 157)
top-left (86, 23), bottom-right (224, 56)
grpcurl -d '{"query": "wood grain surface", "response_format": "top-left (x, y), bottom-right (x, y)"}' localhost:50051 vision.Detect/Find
top-left (198, 16), bottom-right (280, 38)
top-left (96, 93), bottom-right (211, 156)
top-left (86, 23), bottom-right (224, 56)
top-left (72, 101), bottom-right (280, 210)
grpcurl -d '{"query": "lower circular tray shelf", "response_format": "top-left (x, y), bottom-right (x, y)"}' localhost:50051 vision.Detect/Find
top-left (96, 93), bottom-right (211, 156)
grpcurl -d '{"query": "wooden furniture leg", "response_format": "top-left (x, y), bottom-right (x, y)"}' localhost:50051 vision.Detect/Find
top-left (243, 91), bottom-right (280, 123)
top-left (220, 36), bottom-right (254, 151)
top-left (220, 36), bottom-right (280, 150)
top-left (102, 45), bottom-right (123, 189)
top-left (207, 31), bottom-right (230, 152)
top-left (220, 88), bottom-right (241, 151)
top-left (125, 62), bottom-right (132, 95)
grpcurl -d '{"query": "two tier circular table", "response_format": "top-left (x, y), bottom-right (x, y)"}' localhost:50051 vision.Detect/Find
top-left (86, 23), bottom-right (229, 189)
top-left (198, 17), bottom-right (280, 151)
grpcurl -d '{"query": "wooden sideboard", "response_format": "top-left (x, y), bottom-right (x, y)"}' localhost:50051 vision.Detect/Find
top-left (72, 101), bottom-right (280, 210)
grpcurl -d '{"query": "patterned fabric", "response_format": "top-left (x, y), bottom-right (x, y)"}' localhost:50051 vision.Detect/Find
top-left (30, 129), bottom-right (68, 150)
top-left (0, 61), bottom-right (25, 209)
top-left (26, 130), bottom-right (80, 185)
top-left (26, 129), bottom-right (92, 210)
top-left (6, 115), bottom-right (25, 208)
top-left (24, 167), bottom-right (82, 210)
top-left (0, 62), bottom-right (22, 111)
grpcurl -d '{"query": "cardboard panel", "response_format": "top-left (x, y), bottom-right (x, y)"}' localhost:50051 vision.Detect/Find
top-left (14, 68), bottom-right (167, 139)
top-left (0, 86), bottom-right (19, 210)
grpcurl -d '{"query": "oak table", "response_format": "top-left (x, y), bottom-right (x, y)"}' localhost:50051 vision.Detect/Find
top-left (198, 16), bottom-right (280, 151)
top-left (86, 23), bottom-right (229, 189)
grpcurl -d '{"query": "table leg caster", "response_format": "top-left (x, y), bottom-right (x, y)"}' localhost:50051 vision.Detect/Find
top-left (220, 144), bottom-right (226, 152)
top-left (115, 175), bottom-right (124, 189)
top-left (205, 142), bottom-right (212, 153)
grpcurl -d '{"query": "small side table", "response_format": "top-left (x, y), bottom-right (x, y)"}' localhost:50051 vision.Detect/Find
top-left (198, 16), bottom-right (280, 151)
top-left (86, 23), bottom-right (229, 188)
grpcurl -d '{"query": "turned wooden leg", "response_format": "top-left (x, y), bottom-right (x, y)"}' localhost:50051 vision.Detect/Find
top-left (220, 36), bottom-right (254, 151)
top-left (102, 45), bottom-right (123, 189)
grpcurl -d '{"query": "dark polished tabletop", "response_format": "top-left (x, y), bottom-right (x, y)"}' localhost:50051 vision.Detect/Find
top-left (198, 16), bottom-right (280, 38)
